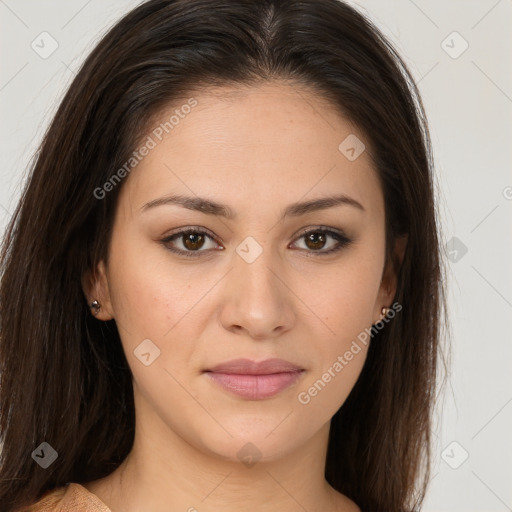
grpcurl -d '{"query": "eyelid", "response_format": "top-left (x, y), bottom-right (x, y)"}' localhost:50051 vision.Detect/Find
top-left (292, 225), bottom-right (348, 240)
top-left (163, 225), bottom-right (219, 242)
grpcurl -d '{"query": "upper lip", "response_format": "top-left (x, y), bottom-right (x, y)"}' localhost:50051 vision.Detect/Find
top-left (204, 358), bottom-right (304, 375)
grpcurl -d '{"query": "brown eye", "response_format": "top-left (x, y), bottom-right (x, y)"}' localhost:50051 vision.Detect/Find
top-left (161, 226), bottom-right (352, 258)
top-left (182, 232), bottom-right (206, 250)
top-left (161, 228), bottom-right (220, 257)
top-left (291, 228), bottom-right (353, 256)
top-left (304, 231), bottom-right (327, 251)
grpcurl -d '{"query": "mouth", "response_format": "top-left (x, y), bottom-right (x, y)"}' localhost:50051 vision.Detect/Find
top-left (203, 358), bottom-right (305, 400)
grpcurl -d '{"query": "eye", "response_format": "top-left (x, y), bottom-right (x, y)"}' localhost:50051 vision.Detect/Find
top-left (160, 227), bottom-right (221, 258)
top-left (160, 226), bottom-right (353, 258)
top-left (290, 227), bottom-right (353, 256)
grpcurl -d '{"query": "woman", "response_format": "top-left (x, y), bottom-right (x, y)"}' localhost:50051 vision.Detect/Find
top-left (0, 0), bottom-right (448, 510)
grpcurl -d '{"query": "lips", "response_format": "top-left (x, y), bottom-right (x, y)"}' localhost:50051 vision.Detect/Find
top-left (204, 358), bottom-right (305, 400)
top-left (206, 358), bottom-right (303, 375)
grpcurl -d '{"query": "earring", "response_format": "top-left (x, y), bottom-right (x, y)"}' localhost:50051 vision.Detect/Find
top-left (90, 300), bottom-right (101, 315)
top-left (380, 306), bottom-right (390, 320)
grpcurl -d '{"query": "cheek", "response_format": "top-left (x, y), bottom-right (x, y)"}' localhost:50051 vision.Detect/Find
top-left (298, 252), bottom-right (381, 406)
top-left (106, 235), bottom-right (224, 389)
top-left (295, 343), bottom-right (368, 425)
top-left (296, 267), bottom-right (377, 415)
top-left (318, 255), bottom-right (383, 336)
top-left (107, 233), bottom-right (203, 338)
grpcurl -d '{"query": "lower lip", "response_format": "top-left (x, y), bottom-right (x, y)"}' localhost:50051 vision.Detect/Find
top-left (205, 371), bottom-right (304, 400)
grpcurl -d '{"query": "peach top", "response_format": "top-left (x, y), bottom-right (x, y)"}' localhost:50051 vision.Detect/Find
top-left (19, 483), bottom-right (111, 512)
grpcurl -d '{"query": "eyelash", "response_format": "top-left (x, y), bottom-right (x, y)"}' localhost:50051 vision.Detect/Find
top-left (160, 225), bottom-right (353, 258)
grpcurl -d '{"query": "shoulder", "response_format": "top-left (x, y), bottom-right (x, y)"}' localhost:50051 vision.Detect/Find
top-left (16, 483), bottom-right (111, 512)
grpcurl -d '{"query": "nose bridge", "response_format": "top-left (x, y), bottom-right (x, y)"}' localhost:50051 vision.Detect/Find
top-left (233, 234), bottom-right (281, 303)
top-left (219, 234), bottom-right (294, 337)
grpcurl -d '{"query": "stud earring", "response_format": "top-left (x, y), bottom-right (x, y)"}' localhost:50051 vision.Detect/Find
top-left (380, 306), bottom-right (390, 320)
top-left (90, 300), bottom-right (101, 315)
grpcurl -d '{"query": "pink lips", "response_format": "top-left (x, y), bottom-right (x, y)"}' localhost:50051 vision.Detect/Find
top-left (204, 358), bottom-right (305, 400)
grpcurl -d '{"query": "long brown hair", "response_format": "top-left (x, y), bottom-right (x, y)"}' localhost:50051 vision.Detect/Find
top-left (0, 1), bottom-right (449, 510)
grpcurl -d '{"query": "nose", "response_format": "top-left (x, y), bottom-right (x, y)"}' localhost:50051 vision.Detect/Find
top-left (218, 245), bottom-right (296, 340)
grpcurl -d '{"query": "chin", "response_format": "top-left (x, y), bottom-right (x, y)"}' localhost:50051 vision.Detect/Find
top-left (191, 415), bottom-right (314, 466)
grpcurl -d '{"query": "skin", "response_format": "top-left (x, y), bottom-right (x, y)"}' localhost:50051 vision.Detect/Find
top-left (82, 80), bottom-right (407, 512)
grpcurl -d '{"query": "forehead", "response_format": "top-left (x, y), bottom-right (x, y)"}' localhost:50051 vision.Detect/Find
top-left (121, 81), bottom-right (384, 223)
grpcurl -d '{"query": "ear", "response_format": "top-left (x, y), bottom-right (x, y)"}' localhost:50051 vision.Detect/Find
top-left (373, 234), bottom-right (407, 323)
top-left (81, 260), bottom-right (115, 320)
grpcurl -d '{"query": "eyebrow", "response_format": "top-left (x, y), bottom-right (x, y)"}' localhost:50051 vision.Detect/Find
top-left (140, 193), bottom-right (365, 219)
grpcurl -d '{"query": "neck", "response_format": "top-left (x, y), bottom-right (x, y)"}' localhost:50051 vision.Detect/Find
top-left (83, 387), bottom-right (359, 512)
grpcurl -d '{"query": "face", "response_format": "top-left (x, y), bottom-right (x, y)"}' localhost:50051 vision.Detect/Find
top-left (84, 81), bottom-right (401, 464)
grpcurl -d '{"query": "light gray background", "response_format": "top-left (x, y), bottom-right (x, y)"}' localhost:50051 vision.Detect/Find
top-left (1, 1), bottom-right (511, 510)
